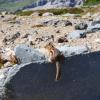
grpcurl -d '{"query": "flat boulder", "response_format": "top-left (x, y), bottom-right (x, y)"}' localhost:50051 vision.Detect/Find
top-left (58, 45), bottom-right (89, 57)
top-left (0, 51), bottom-right (100, 100)
top-left (14, 44), bottom-right (46, 64)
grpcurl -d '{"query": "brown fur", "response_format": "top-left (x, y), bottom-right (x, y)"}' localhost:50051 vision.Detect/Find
top-left (0, 54), bottom-right (8, 68)
top-left (0, 50), bottom-right (20, 68)
top-left (9, 54), bottom-right (19, 64)
top-left (0, 54), bottom-right (6, 64)
top-left (45, 42), bottom-right (64, 81)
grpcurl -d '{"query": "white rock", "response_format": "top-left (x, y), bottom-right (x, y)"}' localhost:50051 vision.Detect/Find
top-left (94, 39), bottom-right (100, 44)
top-left (31, 12), bottom-right (40, 17)
top-left (82, 12), bottom-right (91, 19)
top-left (42, 12), bottom-right (54, 16)
top-left (0, 73), bottom-right (5, 79)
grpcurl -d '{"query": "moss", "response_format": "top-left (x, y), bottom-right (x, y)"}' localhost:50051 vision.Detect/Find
top-left (15, 8), bottom-right (84, 16)
top-left (84, 0), bottom-right (100, 6)
top-left (15, 10), bottom-right (34, 16)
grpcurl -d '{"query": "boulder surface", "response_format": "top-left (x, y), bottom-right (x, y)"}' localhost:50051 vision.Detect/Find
top-left (0, 51), bottom-right (100, 100)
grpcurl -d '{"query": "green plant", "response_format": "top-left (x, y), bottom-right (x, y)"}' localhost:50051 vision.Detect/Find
top-left (84, 0), bottom-right (100, 6)
top-left (15, 8), bottom-right (84, 16)
top-left (15, 10), bottom-right (34, 16)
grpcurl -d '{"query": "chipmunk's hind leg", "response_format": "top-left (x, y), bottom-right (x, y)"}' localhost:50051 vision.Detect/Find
top-left (55, 61), bottom-right (61, 81)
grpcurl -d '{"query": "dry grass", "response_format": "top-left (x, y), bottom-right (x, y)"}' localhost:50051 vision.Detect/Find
top-left (82, 5), bottom-right (100, 14)
top-left (31, 24), bottom-right (45, 28)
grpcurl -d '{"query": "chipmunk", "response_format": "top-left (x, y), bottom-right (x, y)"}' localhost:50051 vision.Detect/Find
top-left (0, 49), bottom-right (20, 68)
top-left (45, 42), bottom-right (64, 81)
top-left (7, 49), bottom-right (20, 65)
top-left (9, 51), bottom-right (19, 64)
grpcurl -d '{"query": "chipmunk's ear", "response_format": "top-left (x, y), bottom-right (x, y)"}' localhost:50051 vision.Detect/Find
top-left (44, 42), bottom-right (54, 48)
top-left (44, 42), bottom-right (51, 48)
top-left (47, 42), bottom-right (54, 46)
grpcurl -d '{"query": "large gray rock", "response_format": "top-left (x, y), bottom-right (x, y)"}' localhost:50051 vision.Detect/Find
top-left (58, 45), bottom-right (89, 57)
top-left (14, 44), bottom-right (46, 64)
top-left (87, 24), bottom-right (100, 33)
top-left (67, 30), bottom-right (87, 39)
top-left (91, 21), bottom-right (100, 26)
top-left (24, 0), bottom-right (85, 11)
top-left (0, 67), bottom-right (11, 100)
top-left (0, 0), bottom-right (85, 12)
top-left (42, 19), bottom-right (72, 27)
top-left (1, 51), bottom-right (100, 100)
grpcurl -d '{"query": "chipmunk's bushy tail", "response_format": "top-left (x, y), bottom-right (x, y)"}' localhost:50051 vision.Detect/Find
top-left (55, 61), bottom-right (61, 81)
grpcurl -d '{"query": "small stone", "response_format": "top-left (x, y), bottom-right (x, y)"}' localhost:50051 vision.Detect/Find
top-left (56, 30), bottom-right (60, 33)
top-left (75, 23), bottom-right (88, 30)
top-left (22, 34), bottom-right (30, 38)
top-left (57, 37), bottom-right (68, 43)
top-left (42, 12), bottom-right (54, 16)
top-left (31, 12), bottom-right (41, 16)
top-left (94, 39), bottom-right (100, 44)
top-left (1, 30), bottom-right (4, 33)
top-left (91, 21), bottom-right (100, 26)
top-left (30, 41), bottom-right (35, 45)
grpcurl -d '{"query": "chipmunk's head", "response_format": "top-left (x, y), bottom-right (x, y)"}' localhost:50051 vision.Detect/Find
top-left (44, 42), bottom-right (55, 50)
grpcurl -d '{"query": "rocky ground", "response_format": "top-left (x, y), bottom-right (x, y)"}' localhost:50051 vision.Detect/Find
top-left (0, 11), bottom-right (100, 100)
top-left (0, 12), bottom-right (100, 50)
top-left (0, 11), bottom-right (100, 68)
